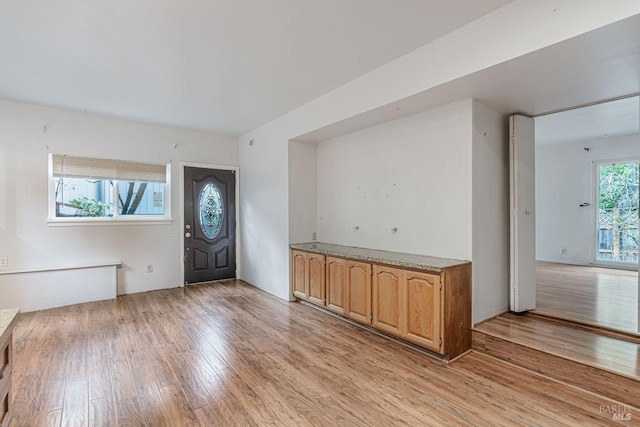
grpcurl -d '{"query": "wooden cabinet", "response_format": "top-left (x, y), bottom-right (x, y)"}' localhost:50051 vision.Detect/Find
top-left (292, 250), bottom-right (308, 299)
top-left (0, 335), bottom-right (13, 427)
top-left (372, 265), bottom-right (403, 335)
top-left (307, 254), bottom-right (325, 306)
top-left (291, 250), bottom-right (326, 307)
top-left (291, 246), bottom-right (471, 360)
top-left (326, 258), bottom-right (372, 322)
top-left (326, 257), bottom-right (347, 314)
top-left (346, 261), bottom-right (371, 325)
top-left (373, 267), bottom-right (442, 352)
top-left (404, 271), bottom-right (441, 350)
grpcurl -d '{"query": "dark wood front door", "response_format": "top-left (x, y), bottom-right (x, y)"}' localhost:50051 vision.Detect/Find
top-left (184, 166), bottom-right (236, 284)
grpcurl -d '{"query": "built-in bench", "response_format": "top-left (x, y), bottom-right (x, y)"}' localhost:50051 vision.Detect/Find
top-left (0, 261), bottom-right (120, 312)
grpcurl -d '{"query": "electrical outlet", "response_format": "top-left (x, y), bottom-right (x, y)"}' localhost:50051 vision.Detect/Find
top-left (561, 248), bottom-right (567, 255)
top-left (146, 264), bottom-right (153, 273)
top-left (312, 232), bottom-right (317, 241)
top-left (0, 257), bottom-right (7, 267)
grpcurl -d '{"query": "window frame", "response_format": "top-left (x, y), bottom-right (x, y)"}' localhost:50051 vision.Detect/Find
top-left (47, 154), bottom-right (172, 226)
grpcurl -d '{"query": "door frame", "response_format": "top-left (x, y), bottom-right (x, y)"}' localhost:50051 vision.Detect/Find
top-left (179, 162), bottom-right (240, 286)
top-left (592, 157), bottom-right (639, 271)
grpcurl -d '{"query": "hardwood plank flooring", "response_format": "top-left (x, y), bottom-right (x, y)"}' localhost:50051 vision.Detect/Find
top-left (475, 313), bottom-right (640, 380)
top-left (10, 280), bottom-right (640, 426)
top-left (536, 261), bottom-right (638, 334)
top-left (473, 313), bottom-right (640, 408)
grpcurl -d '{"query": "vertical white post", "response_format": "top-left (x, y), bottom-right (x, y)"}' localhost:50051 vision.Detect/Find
top-left (510, 115), bottom-right (536, 312)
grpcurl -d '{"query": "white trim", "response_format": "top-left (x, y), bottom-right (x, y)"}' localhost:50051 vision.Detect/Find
top-left (536, 257), bottom-right (593, 266)
top-left (179, 162), bottom-right (240, 287)
top-left (592, 260), bottom-right (638, 271)
top-left (0, 261), bottom-right (121, 276)
top-left (592, 157), bottom-right (639, 269)
top-left (537, 257), bottom-right (638, 271)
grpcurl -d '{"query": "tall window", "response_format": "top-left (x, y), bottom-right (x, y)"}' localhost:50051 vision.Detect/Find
top-left (596, 160), bottom-right (638, 264)
top-left (49, 154), bottom-right (171, 222)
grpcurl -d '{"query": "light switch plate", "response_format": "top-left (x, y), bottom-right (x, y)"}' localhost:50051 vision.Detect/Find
top-left (0, 257), bottom-right (7, 267)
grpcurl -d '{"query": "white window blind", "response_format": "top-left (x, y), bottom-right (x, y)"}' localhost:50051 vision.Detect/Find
top-left (52, 155), bottom-right (167, 183)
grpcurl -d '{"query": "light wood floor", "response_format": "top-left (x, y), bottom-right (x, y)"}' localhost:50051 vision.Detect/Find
top-left (11, 280), bottom-right (636, 426)
top-left (536, 261), bottom-right (639, 334)
top-left (475, 313), bottom-right (640, 380)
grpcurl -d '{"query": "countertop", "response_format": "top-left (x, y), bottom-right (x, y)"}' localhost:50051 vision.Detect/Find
top-left (0, 308), bottom-right (20, 347)
top-left (290, 242), bottom-right (469, 273)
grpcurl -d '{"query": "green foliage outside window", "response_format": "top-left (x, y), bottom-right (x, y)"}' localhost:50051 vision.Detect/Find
top-left (599, 163), bottom-right (639, 211)
top-left (69, 196), bottom-right (110, 217)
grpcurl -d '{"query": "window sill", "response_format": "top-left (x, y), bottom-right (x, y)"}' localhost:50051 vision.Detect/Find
top-left (47, 218), bottom-right (173, 227)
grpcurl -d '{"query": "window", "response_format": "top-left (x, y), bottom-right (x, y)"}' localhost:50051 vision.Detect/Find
top-left (48, 154), bottom-right (171, 223)
top-left (596, 160), bottom-right (638, 264)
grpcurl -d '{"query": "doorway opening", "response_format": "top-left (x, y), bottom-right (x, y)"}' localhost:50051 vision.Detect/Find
top-left (533, 96), bottom-right (639, 334)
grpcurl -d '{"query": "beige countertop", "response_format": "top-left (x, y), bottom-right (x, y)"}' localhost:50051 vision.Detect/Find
top-left (290, 242), bottom-right (469, 273)
top-left (0, 308), bottom-right (20, 347)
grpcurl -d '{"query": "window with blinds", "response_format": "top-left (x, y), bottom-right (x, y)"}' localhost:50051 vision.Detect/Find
top-left (48, 154), bottom-right (171, 222)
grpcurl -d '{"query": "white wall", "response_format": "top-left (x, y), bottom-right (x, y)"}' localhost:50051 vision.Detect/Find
top-left (238, 1), bottom-right (640, 319)
top-left (317, 101), bottom-right (472, 260)
top-left (472, 101), bottom-right (509, 322)
top-left (536, 134), bottom-right (639, 264)
top-left (298, 100), bottom-right (508, 324)
top-left (0, 265), bottom-right (117, 312)
top-left (0, 99), bottom-right (238, 295)
top-left (289, 140), bottom-right (317, 245)
top-left (237, 130), bottom-right (291, 300)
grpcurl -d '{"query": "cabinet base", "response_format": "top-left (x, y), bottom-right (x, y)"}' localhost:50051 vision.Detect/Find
top-left (298, 300), bottom-right (466, 364)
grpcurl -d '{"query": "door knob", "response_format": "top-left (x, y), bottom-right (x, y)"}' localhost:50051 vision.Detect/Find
top-left (185, 232), bottom-right (192, 238)
top-left (185, 224), bottom-right (191, 229)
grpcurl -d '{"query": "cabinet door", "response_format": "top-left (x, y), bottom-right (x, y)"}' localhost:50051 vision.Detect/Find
top-left (0, 337), bottom-right (11, 427)
top-left (403, 271), bottom-right (441, 351)
top-left (307, 254), bottom-right (326, 306)
top-left (326, 257), bottom-right (347, 314)
top-left (372, 265), bottom-right (403, 336)
top-left (291, 250), bottom-right (308, 300)
top-left (347, 261), bottom-right (371, 324)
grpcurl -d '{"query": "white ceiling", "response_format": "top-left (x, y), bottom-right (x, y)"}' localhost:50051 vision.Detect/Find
top-left (535, 97), bottom-right (639, 146)
top-left (297, 13), bottom-right (640, 143)
top-left (0, 0), bottom-right (512, 135)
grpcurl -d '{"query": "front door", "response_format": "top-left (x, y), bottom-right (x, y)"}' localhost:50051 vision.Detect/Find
top-left (184, 166), bottom-right (236, 284)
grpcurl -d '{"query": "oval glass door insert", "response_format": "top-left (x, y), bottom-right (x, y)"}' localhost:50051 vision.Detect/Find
top-left (199, 183), bottom-right (223, 239)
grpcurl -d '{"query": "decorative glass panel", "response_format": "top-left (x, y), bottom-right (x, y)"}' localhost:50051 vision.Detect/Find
top-left (199, 183), bottom-right (223, 239)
